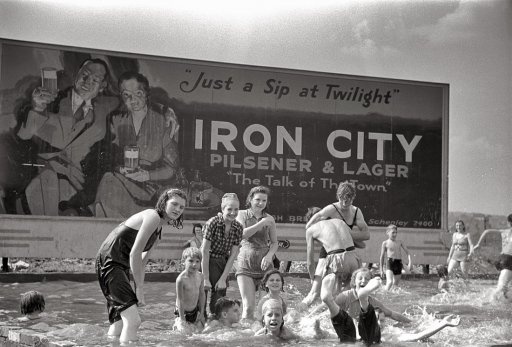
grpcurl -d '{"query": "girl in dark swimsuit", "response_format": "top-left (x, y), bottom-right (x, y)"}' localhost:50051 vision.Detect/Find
top-left (96, 188), bottom-right (187, 343)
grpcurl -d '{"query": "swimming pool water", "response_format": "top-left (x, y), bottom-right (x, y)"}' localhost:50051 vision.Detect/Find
top-left (0, 276), bottom-right (511, 346)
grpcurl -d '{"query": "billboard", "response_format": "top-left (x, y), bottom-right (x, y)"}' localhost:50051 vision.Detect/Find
top-left (0, 39), bottom-right (448, 230)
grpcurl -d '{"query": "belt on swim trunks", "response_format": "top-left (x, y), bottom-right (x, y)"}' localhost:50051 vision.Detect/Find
top-left (327, 246), bottom-right (355, 255)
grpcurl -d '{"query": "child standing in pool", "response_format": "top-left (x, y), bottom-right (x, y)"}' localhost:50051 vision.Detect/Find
top-left (447, 220), bottom-right (474, 278)
top-left (96, 188), bottom-right (187, 344)
top-left (236, 186), bottom-right (278, 321)
top-left (202, 193), bottom-right (244, 316)
top-left (379, 224), bottom-right (412, 290)
top-left (174, 247), bottom-right (206, 332)
top-left (474, 213), bottom-right (512, 301)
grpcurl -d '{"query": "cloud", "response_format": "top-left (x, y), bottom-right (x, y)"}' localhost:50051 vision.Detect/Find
top-left (413, 1), bottom-right (510, 46)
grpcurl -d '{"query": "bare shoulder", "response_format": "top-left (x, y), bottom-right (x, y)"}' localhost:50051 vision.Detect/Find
top-left (125, 209), bottom-right (159, 228)
top-left (176, 272), bottom-right (186, 284)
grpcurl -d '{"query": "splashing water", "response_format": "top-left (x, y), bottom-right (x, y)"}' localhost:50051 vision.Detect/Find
top-left (0, 277), bottom-right (510, 346)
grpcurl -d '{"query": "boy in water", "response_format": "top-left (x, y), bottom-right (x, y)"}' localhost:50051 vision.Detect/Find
top-left (379, 224), bottom-right (412, 290)
top-left (474, 213), bottom-right (512, 301)
top-left (19, 290), bottom-right (45, 321)
top-left (202, 297), bottom-right (242, 333)
top-left (174, 247), bottom-right (206, 332)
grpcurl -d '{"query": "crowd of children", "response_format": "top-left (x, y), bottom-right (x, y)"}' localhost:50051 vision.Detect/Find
top-left (14, 182), bottom-right (512, 345)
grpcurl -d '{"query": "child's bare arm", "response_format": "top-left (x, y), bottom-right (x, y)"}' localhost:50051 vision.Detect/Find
top-left (401, 241), bottom-right (412, 266)
top-left (176, 276), bottom-right (186, 318)
top-left (467, 233), bottom-right (475, 255)
top-left (374, 298), bottom-right (412, 324)
top-left (356, 277), bottom-right (382, 310)
top-left (201, 239), bottom-right (212, 289)
top-left (447, 234), bottom-right (455, 262)
top-left (256, 297), bottom-right (266, 320)
top-left (379, 241), bottom-right (387, 273)
top-left (305, 205), bottom-right (332, 229)
top-left (198, 273), bottom-right (206, 323)
top-left (474, 229), bottom-right (504, 250)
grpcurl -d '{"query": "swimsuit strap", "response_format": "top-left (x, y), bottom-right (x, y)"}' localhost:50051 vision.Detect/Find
top-left (332, 204), bottom-right (357, 229)
top-left (350, 208), bottom-right (359, 228)
top-left (332, 203), bottom-right (347, 223)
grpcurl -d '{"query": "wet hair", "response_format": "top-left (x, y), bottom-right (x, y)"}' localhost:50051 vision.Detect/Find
top-left (182, 247), bottom-right (202, 262)
top-left (261, 299), bottom-right (284, 329)
top-left (221, 192), bottom-right (239, 209)
top-left (245, 186), bottom-right (271, 213)
top-left (192, 223), bottom-right (202, 235)
top-left (436, 264), bottom-right (448, 278)
top-left (213, 297), bottom-right (238, 320)
top-left (20, 291), bottom-right (45, 315)
top-left (305, 206), bottom-right (321, 222)
top-left (154, 188), bottom-right (187, 229)
top-left (386, 224), bottom-right (398, 233)
top-left (336, 181), bottom-right (356, 201)
top-left (454, 220), bottom-right (465, 232)
top-left (349, 267), bottom-right (371, 288)
top-left (261, 269), bottom-right (285, 292)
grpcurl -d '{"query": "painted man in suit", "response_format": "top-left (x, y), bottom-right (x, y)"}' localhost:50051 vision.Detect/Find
top-left (17, 58), bottom-right (118, 216)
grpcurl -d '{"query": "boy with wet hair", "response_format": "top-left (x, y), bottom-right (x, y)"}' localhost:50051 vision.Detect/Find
top-left (174, 247), bottom-right (206, 332)
top-left (202, 297), bottom-right (242, 333)
top-left (19, 290), bottom-right (45, 321)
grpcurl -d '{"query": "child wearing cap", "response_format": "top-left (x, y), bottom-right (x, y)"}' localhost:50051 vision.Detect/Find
top-left (201, 193), bottom-right (244, 316)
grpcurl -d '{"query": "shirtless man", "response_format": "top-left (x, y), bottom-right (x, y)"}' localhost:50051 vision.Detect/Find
top-left (302, 182), bottom-right (370, 306)
top-left (306, 219), bottom-right (362, 305)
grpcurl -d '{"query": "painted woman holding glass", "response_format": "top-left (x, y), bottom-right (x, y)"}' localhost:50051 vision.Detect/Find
top-left (94, 71), bottom-right (180, 217)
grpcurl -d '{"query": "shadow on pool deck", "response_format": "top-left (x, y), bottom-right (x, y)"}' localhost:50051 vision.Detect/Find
top-left (0, 272), bottom-right (499, 283)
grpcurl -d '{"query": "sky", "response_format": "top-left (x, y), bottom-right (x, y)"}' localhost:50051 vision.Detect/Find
top-left (0, 0), bottom-right (510, 216)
